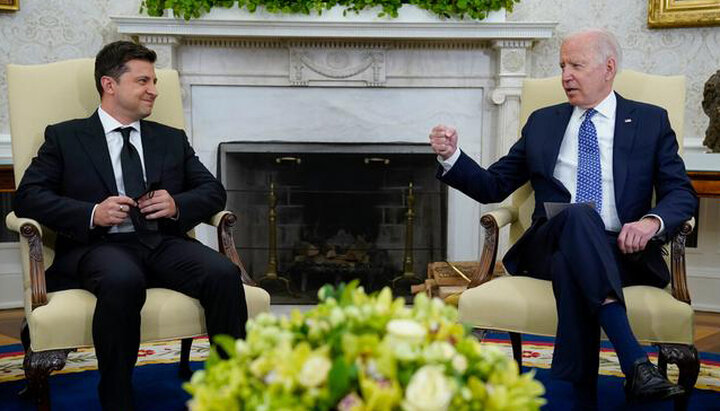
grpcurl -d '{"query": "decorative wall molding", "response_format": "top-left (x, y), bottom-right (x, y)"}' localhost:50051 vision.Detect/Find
top-left (289, 47), bottom-right (386, 86)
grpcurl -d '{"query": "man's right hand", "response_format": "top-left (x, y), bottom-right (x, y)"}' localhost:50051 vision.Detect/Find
top-left (93, 196), bottom-right (136, 227)
top-left (429, 125), bottom-right (458, 160)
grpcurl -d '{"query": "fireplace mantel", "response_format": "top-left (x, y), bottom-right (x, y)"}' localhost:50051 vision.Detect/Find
top-left (112, 7), bottom-right (555, 41)
top-left (110, 10), bottom-right (557, 261)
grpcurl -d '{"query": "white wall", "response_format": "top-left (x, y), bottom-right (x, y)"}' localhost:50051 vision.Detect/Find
top-left (1, 0), bottom-right (718, 310)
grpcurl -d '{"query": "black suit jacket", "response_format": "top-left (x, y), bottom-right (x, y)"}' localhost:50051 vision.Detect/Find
top-left (440, 94), bottom-right (698, 285)
top-left (14, 111), bottom-right (226, 280)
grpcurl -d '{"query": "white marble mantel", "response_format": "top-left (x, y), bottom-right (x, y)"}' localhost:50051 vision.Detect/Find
top-left (111, 10), bottom-right (557, 260)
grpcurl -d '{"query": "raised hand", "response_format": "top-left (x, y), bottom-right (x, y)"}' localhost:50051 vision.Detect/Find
top-left (429, 124), bottom-right (458, 160)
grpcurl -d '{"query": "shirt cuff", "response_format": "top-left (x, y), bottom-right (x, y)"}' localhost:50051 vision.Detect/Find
top-left (643, 214), bottom-right (665, 237)
top-left (90, 204), bottom-right (98, 228)
top-left (437, 148), bottom-right (462, 174)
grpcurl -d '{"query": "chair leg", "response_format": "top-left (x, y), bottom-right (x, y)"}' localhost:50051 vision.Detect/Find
top-left (657, 344), bottom-right (699, 411)
top-left (509, 332), bottom-right (523, 371)
top-left (20, 348), bottom-right (72, 410)
top-left (178, 338), bottom-right (193, 380)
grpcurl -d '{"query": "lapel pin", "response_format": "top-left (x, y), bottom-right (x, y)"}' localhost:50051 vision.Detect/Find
top-left (624, 118), bottom-right (632, 123)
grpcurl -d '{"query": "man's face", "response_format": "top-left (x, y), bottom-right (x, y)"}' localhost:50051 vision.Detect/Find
top-left (559, 36), bottom-right (615, 109)
top-left (102, 59), bottom-right (158, 123)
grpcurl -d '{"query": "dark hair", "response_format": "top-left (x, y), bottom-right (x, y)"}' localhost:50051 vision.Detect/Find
top-left (94, 41), bottom-right (157, 96)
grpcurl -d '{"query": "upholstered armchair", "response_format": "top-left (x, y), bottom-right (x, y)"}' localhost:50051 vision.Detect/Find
top-left (453, 70), bottom-right (699, 402)
top-left (5, 58), bottom-right (270, 409)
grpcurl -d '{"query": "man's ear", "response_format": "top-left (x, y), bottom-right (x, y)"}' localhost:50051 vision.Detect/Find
top-left (100, 76), bottom-right (115, 95)
top-left (605, 58), bottom-right (617, 82)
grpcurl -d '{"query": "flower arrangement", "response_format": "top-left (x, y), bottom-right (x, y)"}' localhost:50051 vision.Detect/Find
top-left (185, 282), bottom-right (545, 410)
top-left (140, 0), bottom-right (521, 21)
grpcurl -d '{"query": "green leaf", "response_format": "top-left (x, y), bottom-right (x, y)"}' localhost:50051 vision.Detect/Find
top-left (328, 357), bottom-right (354, 403)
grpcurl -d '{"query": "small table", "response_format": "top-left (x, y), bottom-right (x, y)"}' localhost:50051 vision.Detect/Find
top-left (688, 171), bottom-right (720, 199)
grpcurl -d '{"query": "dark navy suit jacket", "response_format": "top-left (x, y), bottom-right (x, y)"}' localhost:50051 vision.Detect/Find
top-left (439, 93), bottom-right (697, 285)
top-left (14, 111), bottom-right (226, 284)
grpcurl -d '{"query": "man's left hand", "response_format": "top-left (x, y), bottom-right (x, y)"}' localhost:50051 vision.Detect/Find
top-left (617, 217), bottom-right (661, 254)
top-left (138, 189), bottom-right (177, 220)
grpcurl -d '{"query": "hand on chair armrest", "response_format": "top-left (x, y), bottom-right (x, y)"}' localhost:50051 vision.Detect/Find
top-left (5, 212), bottom-right (49, 308)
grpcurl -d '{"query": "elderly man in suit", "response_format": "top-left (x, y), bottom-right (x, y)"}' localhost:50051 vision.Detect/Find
top-left (430, 29), bottom-right (697, 407)
top-left (14, 41), bottom-right (247, 410)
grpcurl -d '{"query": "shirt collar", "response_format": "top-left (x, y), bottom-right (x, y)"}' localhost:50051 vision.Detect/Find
top-left (97, 106), bottom-right (141, 135)
top-left (572, 91), bottom-right (617, 121)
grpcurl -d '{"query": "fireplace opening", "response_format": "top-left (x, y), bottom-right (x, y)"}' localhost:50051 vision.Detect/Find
top-left (218, 142), bottom-right (447, 303)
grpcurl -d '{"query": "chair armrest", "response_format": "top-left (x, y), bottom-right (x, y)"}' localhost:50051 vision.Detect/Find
top-left (5, 212), bottom-right (48, 309)
top-left (670, 218), bottom-right (695, 304)
top-left (468, 206), bottom-right (518, 288)
top-left (207, 211), bottom-right (257, 286)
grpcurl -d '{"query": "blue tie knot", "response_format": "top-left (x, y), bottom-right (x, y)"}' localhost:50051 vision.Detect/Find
top-left (584, 108), bottom-right (597, 121)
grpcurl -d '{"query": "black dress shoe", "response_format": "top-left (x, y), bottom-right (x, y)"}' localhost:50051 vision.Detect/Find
top-left (624, 358), bottom-right (685, 402)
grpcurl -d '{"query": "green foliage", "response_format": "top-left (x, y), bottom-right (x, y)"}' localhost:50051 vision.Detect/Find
top-left (140, 0), bottom-right (520, 21)
top-left (184, 282), bottom-right (545, 410)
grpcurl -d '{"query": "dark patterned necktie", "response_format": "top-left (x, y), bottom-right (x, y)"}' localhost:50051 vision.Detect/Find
top-left (575, 109), bottom-right (602, 213)
top-left (117, 127), bottom-right (161, 248)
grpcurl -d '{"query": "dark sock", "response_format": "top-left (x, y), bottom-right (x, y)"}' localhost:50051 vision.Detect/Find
top-left (598, 301), bottom-right (647, 375)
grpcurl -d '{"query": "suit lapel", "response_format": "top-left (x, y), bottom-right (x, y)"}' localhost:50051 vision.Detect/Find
top-left (543, 104), bottom-right (574, 181)
top-left (140, 120), bottom-right (164, 185)
top-left (78, 112), bottom-right (118, 195)
top-left (612, 93), bottom-right (637, 208)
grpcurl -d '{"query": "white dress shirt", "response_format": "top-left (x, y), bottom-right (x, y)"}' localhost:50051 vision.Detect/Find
top-left (553, 92), bottom-right (621, 231)
top-left (439, 91), bottom-right (664, 234)
top-left (91, 106), bottom-right (147, 233)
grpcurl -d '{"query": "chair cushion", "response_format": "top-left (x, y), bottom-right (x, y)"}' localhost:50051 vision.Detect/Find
top-left (29, 285), bottom-right (270, 352)
top-left (457, 276), bottom-right (694, 345)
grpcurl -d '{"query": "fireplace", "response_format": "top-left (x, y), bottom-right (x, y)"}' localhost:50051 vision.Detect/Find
top-left (111, 11), bottom-right (556, 270)
top-left (219, 142), bottom-right (446, 302)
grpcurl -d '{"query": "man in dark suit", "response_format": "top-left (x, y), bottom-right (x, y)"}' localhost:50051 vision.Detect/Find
top-left (430, 29), bottom-right (697, 406)
top-left (13, 41), bottom-right (248, 410)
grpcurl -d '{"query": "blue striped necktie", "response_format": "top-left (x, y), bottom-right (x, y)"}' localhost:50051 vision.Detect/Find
top-left (575, 108), bottom-right (602, 213)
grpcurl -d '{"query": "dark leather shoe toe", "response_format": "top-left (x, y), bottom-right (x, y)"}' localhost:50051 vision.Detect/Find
top-left (625, 358), bottom-right (685, 402)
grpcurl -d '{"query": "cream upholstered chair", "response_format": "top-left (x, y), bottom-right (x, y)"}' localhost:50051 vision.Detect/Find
top-left (455, 70), bottom-right (699, 400)
top-left (5, 58), bottom-right (270, 409)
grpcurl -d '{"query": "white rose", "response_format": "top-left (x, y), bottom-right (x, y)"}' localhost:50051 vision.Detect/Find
top-left (402, 365), bottom-right (454, 411)
top-left (387, 319), bottom-right (426, 344)
top-left (299, 355), bottom-right (332, 388)
top-left (423, 342), bottom-right (455, 363)
top-left (451, 354), bottom-right (467, 373)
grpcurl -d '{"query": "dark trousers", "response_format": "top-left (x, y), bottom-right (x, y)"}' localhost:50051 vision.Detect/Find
top-left (517, 204), bottom-right (666, 384)
top-left (75, 234), bottom-right (247, 411)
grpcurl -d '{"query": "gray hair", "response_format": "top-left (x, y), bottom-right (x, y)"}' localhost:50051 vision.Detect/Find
top-left (564, 29), bottom-right (622, 70)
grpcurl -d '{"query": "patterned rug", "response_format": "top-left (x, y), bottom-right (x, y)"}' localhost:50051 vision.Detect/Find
top-left (1, 335), bottom-right (720, 410)
top-left (2, 335), bottom-right (719, 390)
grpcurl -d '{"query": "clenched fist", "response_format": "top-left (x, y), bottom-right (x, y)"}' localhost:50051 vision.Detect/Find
top-left (617, 216), bottom-right (661, 254)
top-left (429, 125), bottom-right (458, 160)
